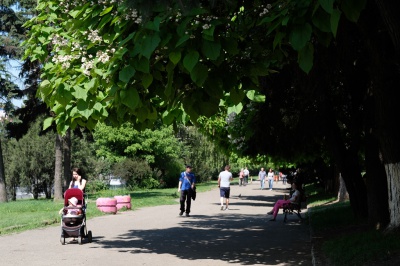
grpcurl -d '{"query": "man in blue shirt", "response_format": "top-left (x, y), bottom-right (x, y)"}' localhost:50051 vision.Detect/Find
top-left (178, 165), bottom-right (196, 217)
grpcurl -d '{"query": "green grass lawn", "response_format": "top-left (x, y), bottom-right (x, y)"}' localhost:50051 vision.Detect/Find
top-left (0, 181), bottom-right (219, 236)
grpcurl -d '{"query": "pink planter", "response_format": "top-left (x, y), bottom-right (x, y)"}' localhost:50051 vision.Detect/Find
top-left (96, 198), bottom-right (117, 214)
top-left (114, 195), bottom-right (132, 210)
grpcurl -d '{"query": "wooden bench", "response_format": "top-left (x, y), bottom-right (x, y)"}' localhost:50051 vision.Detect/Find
top-left (282, 192), bottom-right (307, 223)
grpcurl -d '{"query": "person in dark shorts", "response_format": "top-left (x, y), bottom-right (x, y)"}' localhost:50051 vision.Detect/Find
top-left (218, 165), bottom-right (233, 210)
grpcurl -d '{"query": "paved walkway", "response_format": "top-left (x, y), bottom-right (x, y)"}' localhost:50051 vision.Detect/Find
top-left (0, 181), bottom-right (312, 265)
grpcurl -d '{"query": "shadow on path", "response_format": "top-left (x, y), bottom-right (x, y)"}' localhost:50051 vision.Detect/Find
top-left (93, 212), bottom-right (311, 265)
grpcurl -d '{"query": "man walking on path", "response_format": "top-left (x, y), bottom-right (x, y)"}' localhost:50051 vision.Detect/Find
top-left (258, 167), bottom-right (267, 190)
top-left (178, 165), bottom-right (196, 217)
top-left (218, 165), bottom-right (233, 210)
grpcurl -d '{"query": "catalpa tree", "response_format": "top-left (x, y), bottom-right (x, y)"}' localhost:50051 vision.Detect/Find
top-left (23, 0), bottom-right (279, 134)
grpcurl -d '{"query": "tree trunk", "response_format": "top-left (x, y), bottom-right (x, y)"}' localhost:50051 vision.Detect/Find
top-left (63, 129), bottom-right (72, 191)
top-left (364, 92), bottom-right (390, 228)
top-left (322, 101), bottom-right (368, 218)
top-left (338, 152), bottom-right (368, 218)
top-left (361, 0), bottom-right (400, 229)
top-left (337, 173), bottom-right (349, 202)
top-left (0, 140), bottom-right (7, 202)
top-left (53, 134), bottom-right (63, 201)
top-left (386, 163), bottom-right (400, 228)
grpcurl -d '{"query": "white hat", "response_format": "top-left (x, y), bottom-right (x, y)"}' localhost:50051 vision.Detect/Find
top-left (68, 197), bottom-right (78, 206)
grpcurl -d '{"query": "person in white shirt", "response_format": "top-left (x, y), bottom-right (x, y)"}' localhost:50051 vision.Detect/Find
top-left (218, 165), bottom-right (233, 211)
top-left (267, 168), bottom-right (274, 190)
top-left (243, 167), bottom-right (250, 184)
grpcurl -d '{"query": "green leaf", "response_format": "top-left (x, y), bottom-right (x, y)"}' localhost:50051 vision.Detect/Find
top-left (183, 51), bottom-right (199, 72)
top-left (114, 48), bottom-right (128, 60)
top-left (120, 88), bottom-right (140, 110)
top-left (169, 51), bottom-right (181, 65)
top-left (84, 78), bottom-right (98, 93)
top-left (55, 84), bottom-right (73, 106)
top-left (298, 43), bottom-right (314, 74)
top-left (247, 90), bottom-right (266, 102)
top-left (162, 109), bottom-right (180, 125)
top-left (202, 25), bottom-right (215, 41)
top-left (69, 9), bottom-right (84, 19)
top-left (43, 117), bottom-right (53, 130)
top-left (144, 17), bottom-right (161, 31)
top-left (198, 98), bottom-right (219, 117)
top-left (77, 99), bottom-right (92, 119)
top-left (176, 35), bottom-right (190, 48)
top-left (100, 6), bottom-right (113, 16)
top-left (289, 23), bottom-right (312, 51)
top-left (98, 14), bottom-right (113, 30)
top-left (72, 85), bottom-right (89, 101)
top-left (273, 31), bottom-right (286, 50)
top-left (318, 0), bottom-right (334, 14)
top-left (202, 40), bottom-right (221, 60)
top-left (190, 63), bottom-right (208, 87)
top-left (312, 8), bottom-right (332, 33)
top-left (133, 57), bottom-right (150, 73)
top-left (330, 8), bottom-right (341, 37)
top-left (204, 76), bottom-right (224, 98)
top-left (341, 0), bottom-right (366, 22)
top-left (229, 87), bottom-right (245, 105)
top-left (142, 73), bottom-right (153, 89)
top-left (141, 33), bottom-right (161, 59)
top-left (120, 32), bottom-right (135, 46)
top-left (228, 103), bottom-right (243, 115)
top-left (119, 65), bottom-right (136, 83)
top-left (39, 80), bottom-right (52, 97)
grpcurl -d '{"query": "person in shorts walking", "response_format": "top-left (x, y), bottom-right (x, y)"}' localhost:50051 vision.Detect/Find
top-left (218, 165), bottom-right (233, 210)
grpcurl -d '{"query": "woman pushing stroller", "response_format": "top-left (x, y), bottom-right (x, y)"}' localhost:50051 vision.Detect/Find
top-left (69, 168), bottom-right (87, 191)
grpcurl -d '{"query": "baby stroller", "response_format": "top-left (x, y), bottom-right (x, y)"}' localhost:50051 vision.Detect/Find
top-left (60, 188), bottom-right (92, 245)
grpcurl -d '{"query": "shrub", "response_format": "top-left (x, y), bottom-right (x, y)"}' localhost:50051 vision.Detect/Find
top-left (86, 180), bottom-right (109, 193)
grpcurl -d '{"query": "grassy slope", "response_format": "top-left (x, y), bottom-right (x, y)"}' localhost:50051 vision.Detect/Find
top-left (307, 184), bottom-right (400, 266)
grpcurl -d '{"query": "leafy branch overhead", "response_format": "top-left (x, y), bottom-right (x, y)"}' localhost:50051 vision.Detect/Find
top-left (24, 0), bottom-right (366, 134)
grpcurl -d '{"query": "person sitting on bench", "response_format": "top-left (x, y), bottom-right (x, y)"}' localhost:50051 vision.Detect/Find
top-left (267, 182), bottom-right (300, 221)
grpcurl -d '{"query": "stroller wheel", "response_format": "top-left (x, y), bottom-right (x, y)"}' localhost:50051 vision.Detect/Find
top-left (78, 236), bottom-right (82, 245)
top-left (87, 231), bottom-right (93, 243)
top-left (60, 237), bottom-right (65, 245)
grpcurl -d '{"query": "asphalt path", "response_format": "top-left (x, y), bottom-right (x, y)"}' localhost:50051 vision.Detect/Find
top-left (0, 181), bottom-right (312, 265)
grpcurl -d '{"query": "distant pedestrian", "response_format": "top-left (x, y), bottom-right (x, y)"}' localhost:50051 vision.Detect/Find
top-left (178, 165), bottom-right (196, 217)
top-left (267, 168), bottom-right (274, 190)
top-left (243, 167), bottom-right (249, 185)
top-left (258, 167), bottom-right (267, 190)
top-left (218, 165), bottom-right (233, 210)
top-left (239, 168), bottom-right (244, 186)
top-left (281, 172), bottom-right (287, 185)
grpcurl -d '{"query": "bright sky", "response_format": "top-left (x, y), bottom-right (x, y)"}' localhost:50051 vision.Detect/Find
top-left (8, 59), bottom-right (25, 108)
